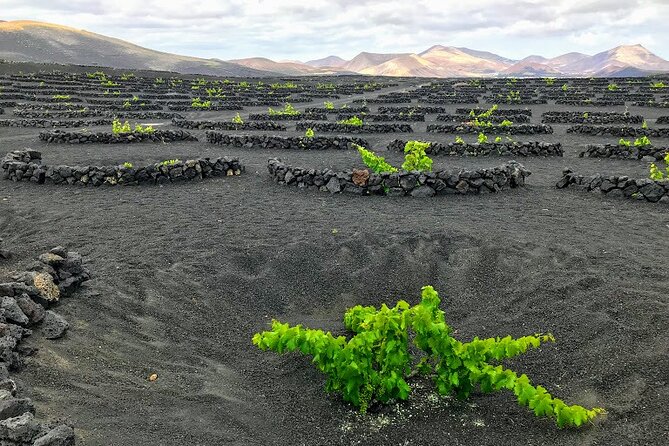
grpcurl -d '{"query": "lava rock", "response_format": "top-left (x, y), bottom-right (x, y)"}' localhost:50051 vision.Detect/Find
top-left (41, 311), bottom-right (69, 339)
top-left (33, 424), bottom-right (75, 446)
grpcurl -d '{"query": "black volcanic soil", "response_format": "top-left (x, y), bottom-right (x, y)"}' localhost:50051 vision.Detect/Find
top-left (0, 79), bottom-right (668, 446)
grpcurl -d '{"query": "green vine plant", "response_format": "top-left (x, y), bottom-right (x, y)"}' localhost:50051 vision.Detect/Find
top-left (304, 128), bottom-right (315, 138)
top-left (619, 138), bottom-right (631, 147)
top-left (401, 141), bottom-right (433, 171)
top-left (338, 116), bottom-right (364, 127)
top-left (354, 144), bottom-right (397, 174)
top-left (634, 136), bottom-right (652, 147)
top-left (232, 113), bottom-right (244, 125)
top-left (478, 132), bottom-right (488, 144)
top-left (253, 286), bottom-right (604, 427)
top-left (111, 118), bottom-right (153, 135)
top-left (324, 101), bottom-right (335, 110)
top-left (649, 153), bottom-right (669, 180)
top-left (269, 103), bottom-right (300, 116)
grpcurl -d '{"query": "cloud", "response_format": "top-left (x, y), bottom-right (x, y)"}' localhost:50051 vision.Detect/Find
top-left (2, 0), bottom-right (668, 60)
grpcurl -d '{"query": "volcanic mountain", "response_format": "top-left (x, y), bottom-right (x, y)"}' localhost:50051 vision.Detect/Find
top-left (1, 20), bottom-right (669, 78)
top-left (0, 20), bottom-right (271, 77)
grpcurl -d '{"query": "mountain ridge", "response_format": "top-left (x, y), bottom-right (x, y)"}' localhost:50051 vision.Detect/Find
top-left (1, 20), bottom-right (668, 78)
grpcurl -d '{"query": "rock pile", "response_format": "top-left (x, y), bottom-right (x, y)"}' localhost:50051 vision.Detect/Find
top-left (0, 246), bottom-right (90, 445)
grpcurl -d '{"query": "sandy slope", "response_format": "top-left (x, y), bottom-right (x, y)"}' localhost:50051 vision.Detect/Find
top-left (0, 92), bottom-right (668, 445)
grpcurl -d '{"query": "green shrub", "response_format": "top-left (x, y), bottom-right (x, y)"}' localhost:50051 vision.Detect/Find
top-left (499, 119), bottom-right (513, 128)
top-left (268, 103), bottom-right (299, 116)
top-left (354, 144), bottom-right (397, 173)
top-left (619, 138), bottom-right (631, 147)
top-left (495, 136), bottom-right (502, 143)
top-left (159, 159), bottom-right (181, 166)
top-left (478, 132), bottom-right (488, 144)
top-left (111, 118), bottom-right (153, 134)
top-left (401, 141), bottom-right (433, 172)
top-left (641, 120), bottom-right (648, 129)
top-left (232, 113), bottom-right (244, 125)
top-left (338, 116), bottom-right (363, 126)
top-left (52, 94), bottom-right (70, 100)
top-left (607, 83), bottom-right (619, 91)
top-left (121, 162), bottom-right (133, 169)
top-left (191, 97), bottom-right (212, 109)
top-left (304, 128), bottom-right (315, 138)
top-left (253, 285), bottom-right (604, 426)
top-left (634, 136), bottom-right (652, 147)
top-left (455, 136), bottom-right (465, 144)
top-left (649, 153), bottom-right (669, 180)
top-left (324, 101), bottom-right (335, 110)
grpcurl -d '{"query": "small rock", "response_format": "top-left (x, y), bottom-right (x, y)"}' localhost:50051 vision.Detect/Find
top-left (33, 273), bottom-right (60, 302)
top-left (0, 297), bottom-right (29, 326)
top-left (42, 311), bottom-right (69, 339)
top-left (38, 253), bottom-right (65, 267)
top-left (33, 424), bottom-right (75, 446)
top-left (351, 168), bottom-right (370, 187)
top-left (16, 295), bottom-right (45, 324)
top-left (0, 412), bottom-right (42, 443)
top-left (0, 398), bottom-right (34, 421)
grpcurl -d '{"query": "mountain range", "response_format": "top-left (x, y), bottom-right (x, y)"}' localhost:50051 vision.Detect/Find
top-left (2, 20), bottom-right (669, 78)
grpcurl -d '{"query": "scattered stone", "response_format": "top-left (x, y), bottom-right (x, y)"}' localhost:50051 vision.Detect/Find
top-left (16, 295), bottom-right (45, 324)
top-left (0, 398), bottom-right (34, 420)
top-left (0, 297), bottom-right (29, 326)
top-left (0, 412), bottom-right (42, 443)
top-left (41, 311), bottom-right (69, 340)
top-left (33, 424), bottom-right (75, 446)
top-left (33, 273), bottom-right (60, 302)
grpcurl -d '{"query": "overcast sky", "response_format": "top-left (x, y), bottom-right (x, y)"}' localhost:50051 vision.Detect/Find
top-left (2, 0), bottom-right (668, 61)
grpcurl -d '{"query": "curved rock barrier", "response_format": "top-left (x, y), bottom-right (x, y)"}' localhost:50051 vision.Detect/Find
top-left (387, 139), bottom-right (563, 157)
top-left (0, 118), bottom-right (112, 128)
top-left (435, 114), bottom-right (531, 123)
top-left (455, 108), bottom-right (531, 116)
top-left (556, 168), bottom-right (669, 203)
top-left (657, 116), bottom-right (669, 124)
top-left (248, 113), bottom-right (327, 121)
top-left (566, 125), bottom-right (669, 137)
top-left (2, 149), bottom-right (243, 186)
top-left (542, 111), bottom-right (643, 124)
top-left (0, 246), bottom-right (90, 444)
top-left (336, 113), bottom-right (425, 122)
top-left (427, 123), bottom-right (552, 134)
top-left (38, 129), bottom-right (197, 144)
top-left (304, 106), bottom-right (369, 114)
top-left (267, 158), bottom-right (530, 197)
top-left (556, 99), bottom-right (624, 106)
top-left (295, 122), bottom-right (413, 133)
top-left (579, 144), bottom-right (668, 161)
top-left (171, 118), bottom-right (286, 131)
top-left (206, 132), bottom-right (367, 150)
top-left (13, 110), bottom-right (183, 120)
top-left (380, 106), bottom-right (446, 114)
top-left (167, 104), bottom-right (243, 111)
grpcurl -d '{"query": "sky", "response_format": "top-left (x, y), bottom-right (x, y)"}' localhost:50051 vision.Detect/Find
top-left (1, 0), bottom-right (668, 62)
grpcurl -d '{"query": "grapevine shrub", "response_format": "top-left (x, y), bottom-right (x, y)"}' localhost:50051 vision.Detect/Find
top-left (401, 141), bottom-right (433, 172)
top-left (354, 144), bottom-right (397, 174)
top-left (649, 153), bottom-right (669, 180)
top-left (254, 286), bottom-right (604, 427)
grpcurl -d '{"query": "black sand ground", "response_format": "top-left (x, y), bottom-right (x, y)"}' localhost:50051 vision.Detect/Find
top-left (0, 79), bottom-right (668, 445)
